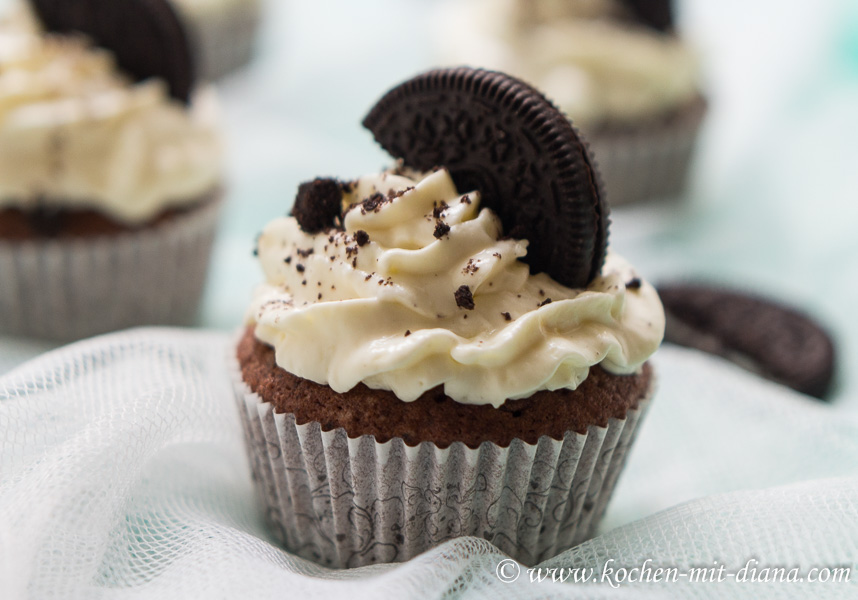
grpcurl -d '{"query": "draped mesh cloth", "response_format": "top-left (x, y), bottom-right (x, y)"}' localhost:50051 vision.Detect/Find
top-left (1, 328), bottom-right (856, 599)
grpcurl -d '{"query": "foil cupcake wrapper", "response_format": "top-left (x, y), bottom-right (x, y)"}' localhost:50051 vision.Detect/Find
top-left (232, 363), bottom-right (653, 568)
top-left (585, 97), bottom-right (707, 206)
top-left (176, 0), bottom-right (261, 80)
top-left (0, 193), bottom-right (221, 341)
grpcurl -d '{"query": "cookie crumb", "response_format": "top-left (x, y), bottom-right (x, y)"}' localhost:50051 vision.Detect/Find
top-left (355, 230), bottom-right (370, 246)
top-left (432, 200), bottom-right (449, 218)
top-left (462, 259), bottom-right (479, 275)
top-left (291, 178), bottom-right (344, 233)
top-left (538, 298), bottom-right (553, 307)
top-left (626, 278), bottom-right (642, 290)
top-left (455, 285), bottom-right (475, 310)
top-left (360, 192), bottom-right (386, 214)
top-left (502, 312), bottom-right (512, 321)
top-left (434, 221), bottom-right (451, 239)
top-left (404, 330), bottom-right (411, 337)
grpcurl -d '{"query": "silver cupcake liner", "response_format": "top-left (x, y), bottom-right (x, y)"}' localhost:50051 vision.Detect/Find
top-left (232, 362), bottom-right (653, 568)
top-left (0, 193), bottom-right (221, 341)
top-left (585, 98), bottom-right (707, 206)
top-left (176, 0), bottom-right (262, 80)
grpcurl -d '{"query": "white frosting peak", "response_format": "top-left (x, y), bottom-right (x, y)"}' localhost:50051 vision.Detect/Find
top-left (249, 169), bottom-right (664, 406)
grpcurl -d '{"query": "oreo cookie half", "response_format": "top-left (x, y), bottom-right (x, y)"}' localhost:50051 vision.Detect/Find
top-left (659, 283), bottom-right (836, 399)
top-left (29, 0), bottom-right (195, 103)
top-left (363, 67), bottom-right (607, 289)
top-left (620, 0), bottom-right (674, 32)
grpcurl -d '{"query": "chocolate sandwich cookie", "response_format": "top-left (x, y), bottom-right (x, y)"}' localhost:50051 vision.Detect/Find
top-left (29, 0), bottom-right (195, 103)
top-left (620, 0), bottom-right (673, 32)
top-left (658, 283), bottom-right (836, 399)
top-left (362, 67), bottom-right (608, 290)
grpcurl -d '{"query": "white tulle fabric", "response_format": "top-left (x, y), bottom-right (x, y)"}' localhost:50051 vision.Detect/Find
top-left (1, 329), bottom-right (856, 599)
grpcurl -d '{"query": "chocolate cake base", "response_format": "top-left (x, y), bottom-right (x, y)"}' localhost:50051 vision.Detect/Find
top-left (0, 199), bottom-right (210, 240)
top-left (237, 327), bottom-right (653, 448)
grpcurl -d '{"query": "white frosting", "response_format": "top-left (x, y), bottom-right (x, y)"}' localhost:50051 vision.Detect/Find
top-left (248, 169), bottom-right (664, 407)
top-left (438, 0), bottom-right (699, 128)
top-left (0, 18), bottom-right (221, 224)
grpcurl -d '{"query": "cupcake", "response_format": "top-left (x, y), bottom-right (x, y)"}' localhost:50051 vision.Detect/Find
top-left (171, 0), bottom-right (262, 80)
top-left (0, 0), bottom-right (222, 340)
top-left (437, 0), bottom-right (706, 205)
top-left (233, 68), bottom-right (664, 567)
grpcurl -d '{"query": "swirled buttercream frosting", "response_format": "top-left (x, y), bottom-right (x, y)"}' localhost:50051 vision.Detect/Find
top-left (0, 17), bottom-right (220, 224)
top-left (248, 168), bottom-right (664, 407)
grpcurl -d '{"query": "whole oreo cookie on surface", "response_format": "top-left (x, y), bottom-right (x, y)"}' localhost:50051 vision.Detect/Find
top-left (620, 0), bottom-right (674, 32)
top-left (29, 0), bottom-right (195, 103)
top-left (362, 67), bottom-right (608, 290)
top-left (658, 283), bottom-right (836, 399)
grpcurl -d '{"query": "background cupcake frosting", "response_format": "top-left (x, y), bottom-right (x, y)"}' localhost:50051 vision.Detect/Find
top-left (436, 0), bottom-right (699, 129)
top-left (0, 18), bottom-right (220, 223)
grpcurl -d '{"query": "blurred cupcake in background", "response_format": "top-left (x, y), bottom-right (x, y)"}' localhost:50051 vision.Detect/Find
top-left (0, 1), bottom-right (223, 340)
top-left (437, 0), bottom-right (706, 205)
top-left (171, 0), bottom-right (262, 80)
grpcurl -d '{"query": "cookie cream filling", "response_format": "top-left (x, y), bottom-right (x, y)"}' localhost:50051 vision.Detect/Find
top-left (437, 0), bottom-right (699, 128)
top-left (248, 168), bottom-right (664, 407)
top-left (0, 21), bottom-right (220, 224)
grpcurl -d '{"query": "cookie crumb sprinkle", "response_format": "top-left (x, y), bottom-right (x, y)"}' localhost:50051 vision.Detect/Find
top-left (502, 312), bottom-right (512, 321)
top-left (626, 278), bottom-right (642, 290)
top-left (355, 230), bottom-right (370, 246)
top-left (455, 285), bottom-right (475, 310)
top-left (462, 259), bottom-right (479, 275)
top-left (434, 221), bottom-right (451, 239)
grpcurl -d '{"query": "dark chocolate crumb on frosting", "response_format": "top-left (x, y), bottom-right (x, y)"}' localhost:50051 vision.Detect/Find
top-left (433, 221), bottom-right (451, 239)
top-left (455, 285), bottom-right (475, 310)
top-left (291, 178), bottom-right (344, 233)
top-left (354, 230), bottom-right (370, 246)
top-left (626, 278), bottom-right (642, 290)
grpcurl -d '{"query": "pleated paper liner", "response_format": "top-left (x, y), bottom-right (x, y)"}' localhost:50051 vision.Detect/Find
top-left (233, 363), bottom-right (654, 568)
top-left (585, 95), bottom-right (707, 206)
top-left (0, 191), bottom-right (221, 341)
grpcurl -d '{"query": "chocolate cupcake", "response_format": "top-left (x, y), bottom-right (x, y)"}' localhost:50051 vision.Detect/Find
top-left (436, 0), bottom-right (706, 205)
top-left (0, 1), bottom-right (222, 340)
top-left (233, 68), bottom-right (664, 567)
